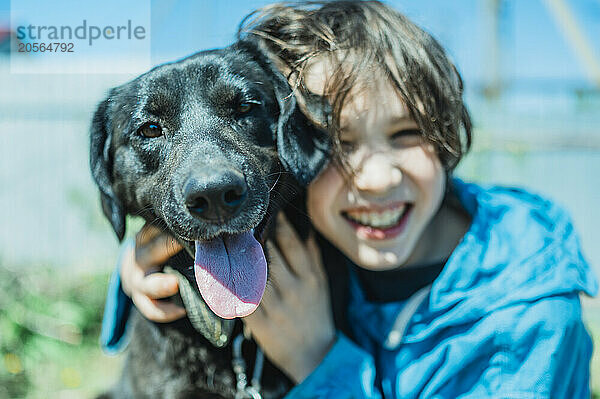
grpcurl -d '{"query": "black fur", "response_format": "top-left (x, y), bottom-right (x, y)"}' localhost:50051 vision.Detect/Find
top-left (90, 40), bottom-right (330, 398)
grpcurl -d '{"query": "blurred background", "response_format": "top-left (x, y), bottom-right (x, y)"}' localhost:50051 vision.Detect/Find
top-left (0, 0), bottom-right (598, 397)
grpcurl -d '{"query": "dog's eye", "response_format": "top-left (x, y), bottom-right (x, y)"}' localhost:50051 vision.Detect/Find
top-left (138, 122), bottom-right (163, 138)
top-left (237, 102), bottom-right (254, 114)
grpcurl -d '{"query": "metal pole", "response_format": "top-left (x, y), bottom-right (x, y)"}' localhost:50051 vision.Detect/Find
top-left (542, 0), bottom-right (600, 87)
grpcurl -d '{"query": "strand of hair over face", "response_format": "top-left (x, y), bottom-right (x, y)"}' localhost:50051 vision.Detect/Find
top-left (238, 1), bottom-right (472, 175)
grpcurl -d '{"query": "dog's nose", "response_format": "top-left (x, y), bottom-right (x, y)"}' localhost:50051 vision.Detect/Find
top-left (184, 170), bottom-right (248, 222)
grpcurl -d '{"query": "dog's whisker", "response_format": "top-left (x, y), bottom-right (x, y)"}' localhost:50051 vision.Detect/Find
top-left (131, 204), bottom-right (156, 218)
top-left (274, 180), bottom-right (300, 192)
top-left (265, 170), bottom-right (293, 178)
top-left (268, 195), bottom-right (311, 220)
top-left (268, 171), bottom-right (282, 193)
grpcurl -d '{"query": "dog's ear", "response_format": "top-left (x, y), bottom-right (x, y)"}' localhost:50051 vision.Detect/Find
top-left (90, 97), bottom-right (126, 241)
top-left (240, 40), bottom-right (330, 186)
top-left (272, 81), bottom-right (331, 186)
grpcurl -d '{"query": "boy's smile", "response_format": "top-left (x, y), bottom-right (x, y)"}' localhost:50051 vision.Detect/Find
top-left (341, 202), bottom-right (413, 240)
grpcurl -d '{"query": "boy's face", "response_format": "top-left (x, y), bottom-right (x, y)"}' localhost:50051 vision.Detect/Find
top-left (304, 63), bottom-right (446, 270)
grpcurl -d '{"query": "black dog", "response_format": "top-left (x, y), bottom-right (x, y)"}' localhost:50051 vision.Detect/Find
top-left (90, 40), bottom-right (330, 398)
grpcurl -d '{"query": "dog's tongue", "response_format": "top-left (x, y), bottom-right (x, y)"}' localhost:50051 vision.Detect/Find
top-left (194, 232), bottom-right (266, 319)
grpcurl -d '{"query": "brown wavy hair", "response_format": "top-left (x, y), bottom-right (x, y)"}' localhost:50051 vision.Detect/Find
top-left (238, 1), bottom-right (472, 173)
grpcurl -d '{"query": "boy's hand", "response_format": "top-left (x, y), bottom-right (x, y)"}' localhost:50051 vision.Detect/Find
top-left (120, 224), bottom-right (186, 322)
top-left (243, 214), bottom-right (336, 383)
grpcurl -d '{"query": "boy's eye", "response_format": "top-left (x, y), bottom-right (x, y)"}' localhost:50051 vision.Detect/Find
top-left (339, 139), bottom-right (356, 153)
top-left (390, 129), bottom-right (423, 147)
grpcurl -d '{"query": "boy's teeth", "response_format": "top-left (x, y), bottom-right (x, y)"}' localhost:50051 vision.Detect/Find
top-left (345, 205), bottom-right (407, 228)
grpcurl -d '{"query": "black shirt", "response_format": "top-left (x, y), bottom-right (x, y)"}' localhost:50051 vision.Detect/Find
top-left (354, 260), bottom-right (446, 303)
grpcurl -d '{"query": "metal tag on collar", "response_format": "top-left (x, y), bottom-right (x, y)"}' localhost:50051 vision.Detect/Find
top-left (163, 266), bottom-right (235, 347)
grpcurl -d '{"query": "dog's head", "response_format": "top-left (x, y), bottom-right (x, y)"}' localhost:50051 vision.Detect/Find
top-left (90, 41), bottom-right (329, 319)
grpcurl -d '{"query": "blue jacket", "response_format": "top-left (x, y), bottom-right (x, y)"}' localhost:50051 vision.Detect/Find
top-left (101, 180), bottom-right (598, 398)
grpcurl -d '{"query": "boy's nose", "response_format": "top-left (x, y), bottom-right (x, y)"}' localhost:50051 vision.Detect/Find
top-left (353, 152), bottom-right (402, 194)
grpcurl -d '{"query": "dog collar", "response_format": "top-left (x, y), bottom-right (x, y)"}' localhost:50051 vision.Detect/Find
top-left (164, 266), bottom-right (235, 348)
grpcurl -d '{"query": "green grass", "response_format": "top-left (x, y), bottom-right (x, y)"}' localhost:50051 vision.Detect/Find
top-left (0, 264), bottom-right (122, 398)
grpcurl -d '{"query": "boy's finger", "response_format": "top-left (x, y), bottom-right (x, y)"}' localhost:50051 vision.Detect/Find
top-left (305, 234), bottom-right (326, 279)
top-left (139, 273), bottom-right (180, 299)
top-left (136, 223), bottom-right (163, 246)
top-left (274, 213), bottom-right (309, 277)
top-left (265, 241), bottom-right (296, 291)
top-left (132, 293), bottom-right (187, 323)
top-left (120, 240), bottom-right (144, 297)
top-left (135, 232), bottom-right (183, 269)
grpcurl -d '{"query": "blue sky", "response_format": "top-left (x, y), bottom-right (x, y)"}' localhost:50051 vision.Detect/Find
top-left (2, 0), bottom-right (599, 88)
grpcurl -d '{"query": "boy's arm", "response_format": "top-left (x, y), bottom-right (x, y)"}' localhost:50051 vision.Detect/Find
top-left (285, 333), bottom-right (383, 399)
top-left (100, 240), bottom-right (135, 354)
